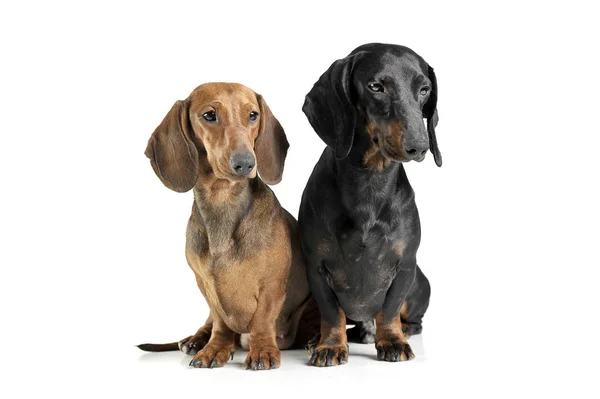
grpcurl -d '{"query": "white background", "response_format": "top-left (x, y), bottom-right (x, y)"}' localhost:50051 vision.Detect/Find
top-left (1, 0), bottom-right (599, 397)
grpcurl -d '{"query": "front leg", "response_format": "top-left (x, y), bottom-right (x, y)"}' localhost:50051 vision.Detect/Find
top-left (306, 262), bottom-right (348, 367)
top-left (376, 265), bottom-right (417, 362)
top-left (189, 312), bottom-right (235, 368)
top-left (243, 283), bottom-right (285, 371)
top-left (180, 313), bottom-right (213, 355)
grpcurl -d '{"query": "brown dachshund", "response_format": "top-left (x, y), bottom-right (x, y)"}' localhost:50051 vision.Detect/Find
top-left (138, 83), bottom-right (317, 370)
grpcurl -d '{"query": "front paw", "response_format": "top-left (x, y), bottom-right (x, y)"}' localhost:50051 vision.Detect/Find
top-left (309, 344), bottom-right (348, 367)
top-left (305, 334), bottom-right (320, 354)
top-left (189, 345), bottom-right (233, 368)
top-left (243, 346), bottom-right (281, 370)
top-left (375, 339), bottom-right (414, 362)
top-left (179, 333), bottom-right (210, 356)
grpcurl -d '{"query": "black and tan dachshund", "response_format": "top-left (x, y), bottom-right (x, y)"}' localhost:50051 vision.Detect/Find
top-left (299, 43), bottom-right (441, 366)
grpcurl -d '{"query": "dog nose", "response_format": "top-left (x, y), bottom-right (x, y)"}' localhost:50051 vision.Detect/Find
top-left (230, 152), bottom-right (255, 175)
top-left (405, 142), bottom-right (429, 158)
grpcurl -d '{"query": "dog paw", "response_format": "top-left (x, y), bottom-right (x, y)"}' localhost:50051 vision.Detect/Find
top-left (305, 334), bottom-right (320, 354)
top-left (179, 333), bottom-right (210, 356)
top-left (243, 346), bottom-right (281, 370)
top-left (309, 344), bottom-right (348, 367)
top-left (375, 339), bottom-right (414, 362)
top-left (189, 345), bottom-right (233, 368)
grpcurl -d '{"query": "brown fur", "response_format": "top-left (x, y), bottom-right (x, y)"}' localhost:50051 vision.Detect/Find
top-left (363, 122), bottom-right (391, 171)
top-left (375, 311), bottom-right (415, 362)
top-left (399, 301), bottom-right (413, 339)
top-left (316, 237), bottom-right (332, 257)
top-left (392, 241), bottom-right (406, 257)
top-left (140, 83), bottom-right (318, 370)
top-left (307, 306), bottom-right (349, 367)
top-left (363, 120), bottom-right (409, 170)
top-left (399, 301), bottom-right (409, 320)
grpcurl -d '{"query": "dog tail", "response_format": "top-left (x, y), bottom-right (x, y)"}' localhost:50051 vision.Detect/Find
top-left (137, 342), bottom-right (180, 352)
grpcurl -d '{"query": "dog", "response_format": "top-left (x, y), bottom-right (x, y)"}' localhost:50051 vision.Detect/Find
top-left (138, 83), bottom-right (317, 370)
top-left (299, 43), bottom-right (440, 366)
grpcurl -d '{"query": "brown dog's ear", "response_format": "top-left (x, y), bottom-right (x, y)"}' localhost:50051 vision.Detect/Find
top-left (255, 94), bottom-right (289, 185)
top-left (302, 52), bottom-right (365, 159)
top-left (144, 100), bottom-right (200, 192)
top-left (423, 65), bottom-right (442, 167)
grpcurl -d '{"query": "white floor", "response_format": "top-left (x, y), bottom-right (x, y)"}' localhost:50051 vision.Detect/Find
top-left (131, 335), bottom-right (430, 395)
top-left (136, 333), bottom-right (425, 370)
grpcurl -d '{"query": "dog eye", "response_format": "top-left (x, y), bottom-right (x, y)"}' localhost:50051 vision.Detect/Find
top-left (420, 87), bottom-right (430, 96)
top-left (202, 111), bottom-right (216, 122)
top-left (368, 83), bottom-right (384, 93)
top-left (249, 111), bottom-right (259, 122)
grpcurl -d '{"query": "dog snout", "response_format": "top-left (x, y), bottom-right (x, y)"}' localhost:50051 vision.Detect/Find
top-left (230, 152), bottom-right (255, 175)
top-left (404, 140), bottom-right (429, 158)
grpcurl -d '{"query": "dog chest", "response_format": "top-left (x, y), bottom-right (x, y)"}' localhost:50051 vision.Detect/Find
top-left (319, 227), bottom-right (415, 319)
top-left (185, 250), bottom-right (258, 333)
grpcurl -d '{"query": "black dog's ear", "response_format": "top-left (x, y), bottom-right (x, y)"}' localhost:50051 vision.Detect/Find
top-left (302, 52), bottom-right (364, 159)
top-left (144, 100), bottom-right (200, 192)
top-left (423, 65), bottom-right (442, 167)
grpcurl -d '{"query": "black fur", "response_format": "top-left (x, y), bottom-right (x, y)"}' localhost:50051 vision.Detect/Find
top-left (299, 43), bottom-right (439, 340)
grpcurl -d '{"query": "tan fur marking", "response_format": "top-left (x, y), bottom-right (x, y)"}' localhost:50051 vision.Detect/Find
top-left (308, 306), bottom-right (348, 366)
top-left (317, 237), bottom-right (332, 256)
top-left (392, 241), bottom-right (406, 257)
top-left (399, 301), bottom-right (409, 320)
top-left (375, 311), bottom-right (415, 361)
top-left (363, 122), bottom-right (391, 171)
top-left (375, 312), bottom-right (407, 343)
top-left (363, 119), bottom-right (411, 168)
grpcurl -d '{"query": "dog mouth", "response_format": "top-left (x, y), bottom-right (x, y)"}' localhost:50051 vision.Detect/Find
top-left (216, 170), bottom-right (250, 182)
top-left (374, 136), bottom-right (408, 162)
top-left (374, 135), bottom-right (427, 163)
top-left (413, 152), bottom-right (427, 162)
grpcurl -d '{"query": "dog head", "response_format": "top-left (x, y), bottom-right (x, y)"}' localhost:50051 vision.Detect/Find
top-left (145, 83), bottom-right (289, 192)
top-left (303, 43), bottom-right (441, 167)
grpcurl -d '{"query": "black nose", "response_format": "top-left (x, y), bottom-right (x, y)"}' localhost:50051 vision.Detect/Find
top-left (405, 143), bottom-right (429, 158)
top-left (230, 152), bottom-right (255, 175)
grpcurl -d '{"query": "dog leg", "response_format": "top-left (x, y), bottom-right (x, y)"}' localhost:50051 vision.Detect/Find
top-left (375, 312), bottom-right (414, 361)
top-left (400, 265), bottom-right (430, 338)
top-left (375, 267), bottom-right (417, 361)
top-left (243, 285), bottom-right (285, 370)
top-left (189, 314), bottom-right (235, 368)
top-left (306, 262), bottom-right (349, 366)
top-left (180, 313), bottom-right (213, 356)
top-left (308, 306), bottom-right (349, 367)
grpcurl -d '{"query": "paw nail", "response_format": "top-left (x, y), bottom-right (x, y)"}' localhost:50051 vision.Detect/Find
top-left (326, 350), bottom-right (336, 366)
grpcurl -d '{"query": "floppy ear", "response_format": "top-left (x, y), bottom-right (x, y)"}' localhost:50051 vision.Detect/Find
top-left (255, 94), bottom-right (289, 185)
top-left (423, 65), bottom-right (442, 167)
top-left (302, 52), bottom-right (364, 159)
top-left (144, 100), bottom-right (200, 192)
